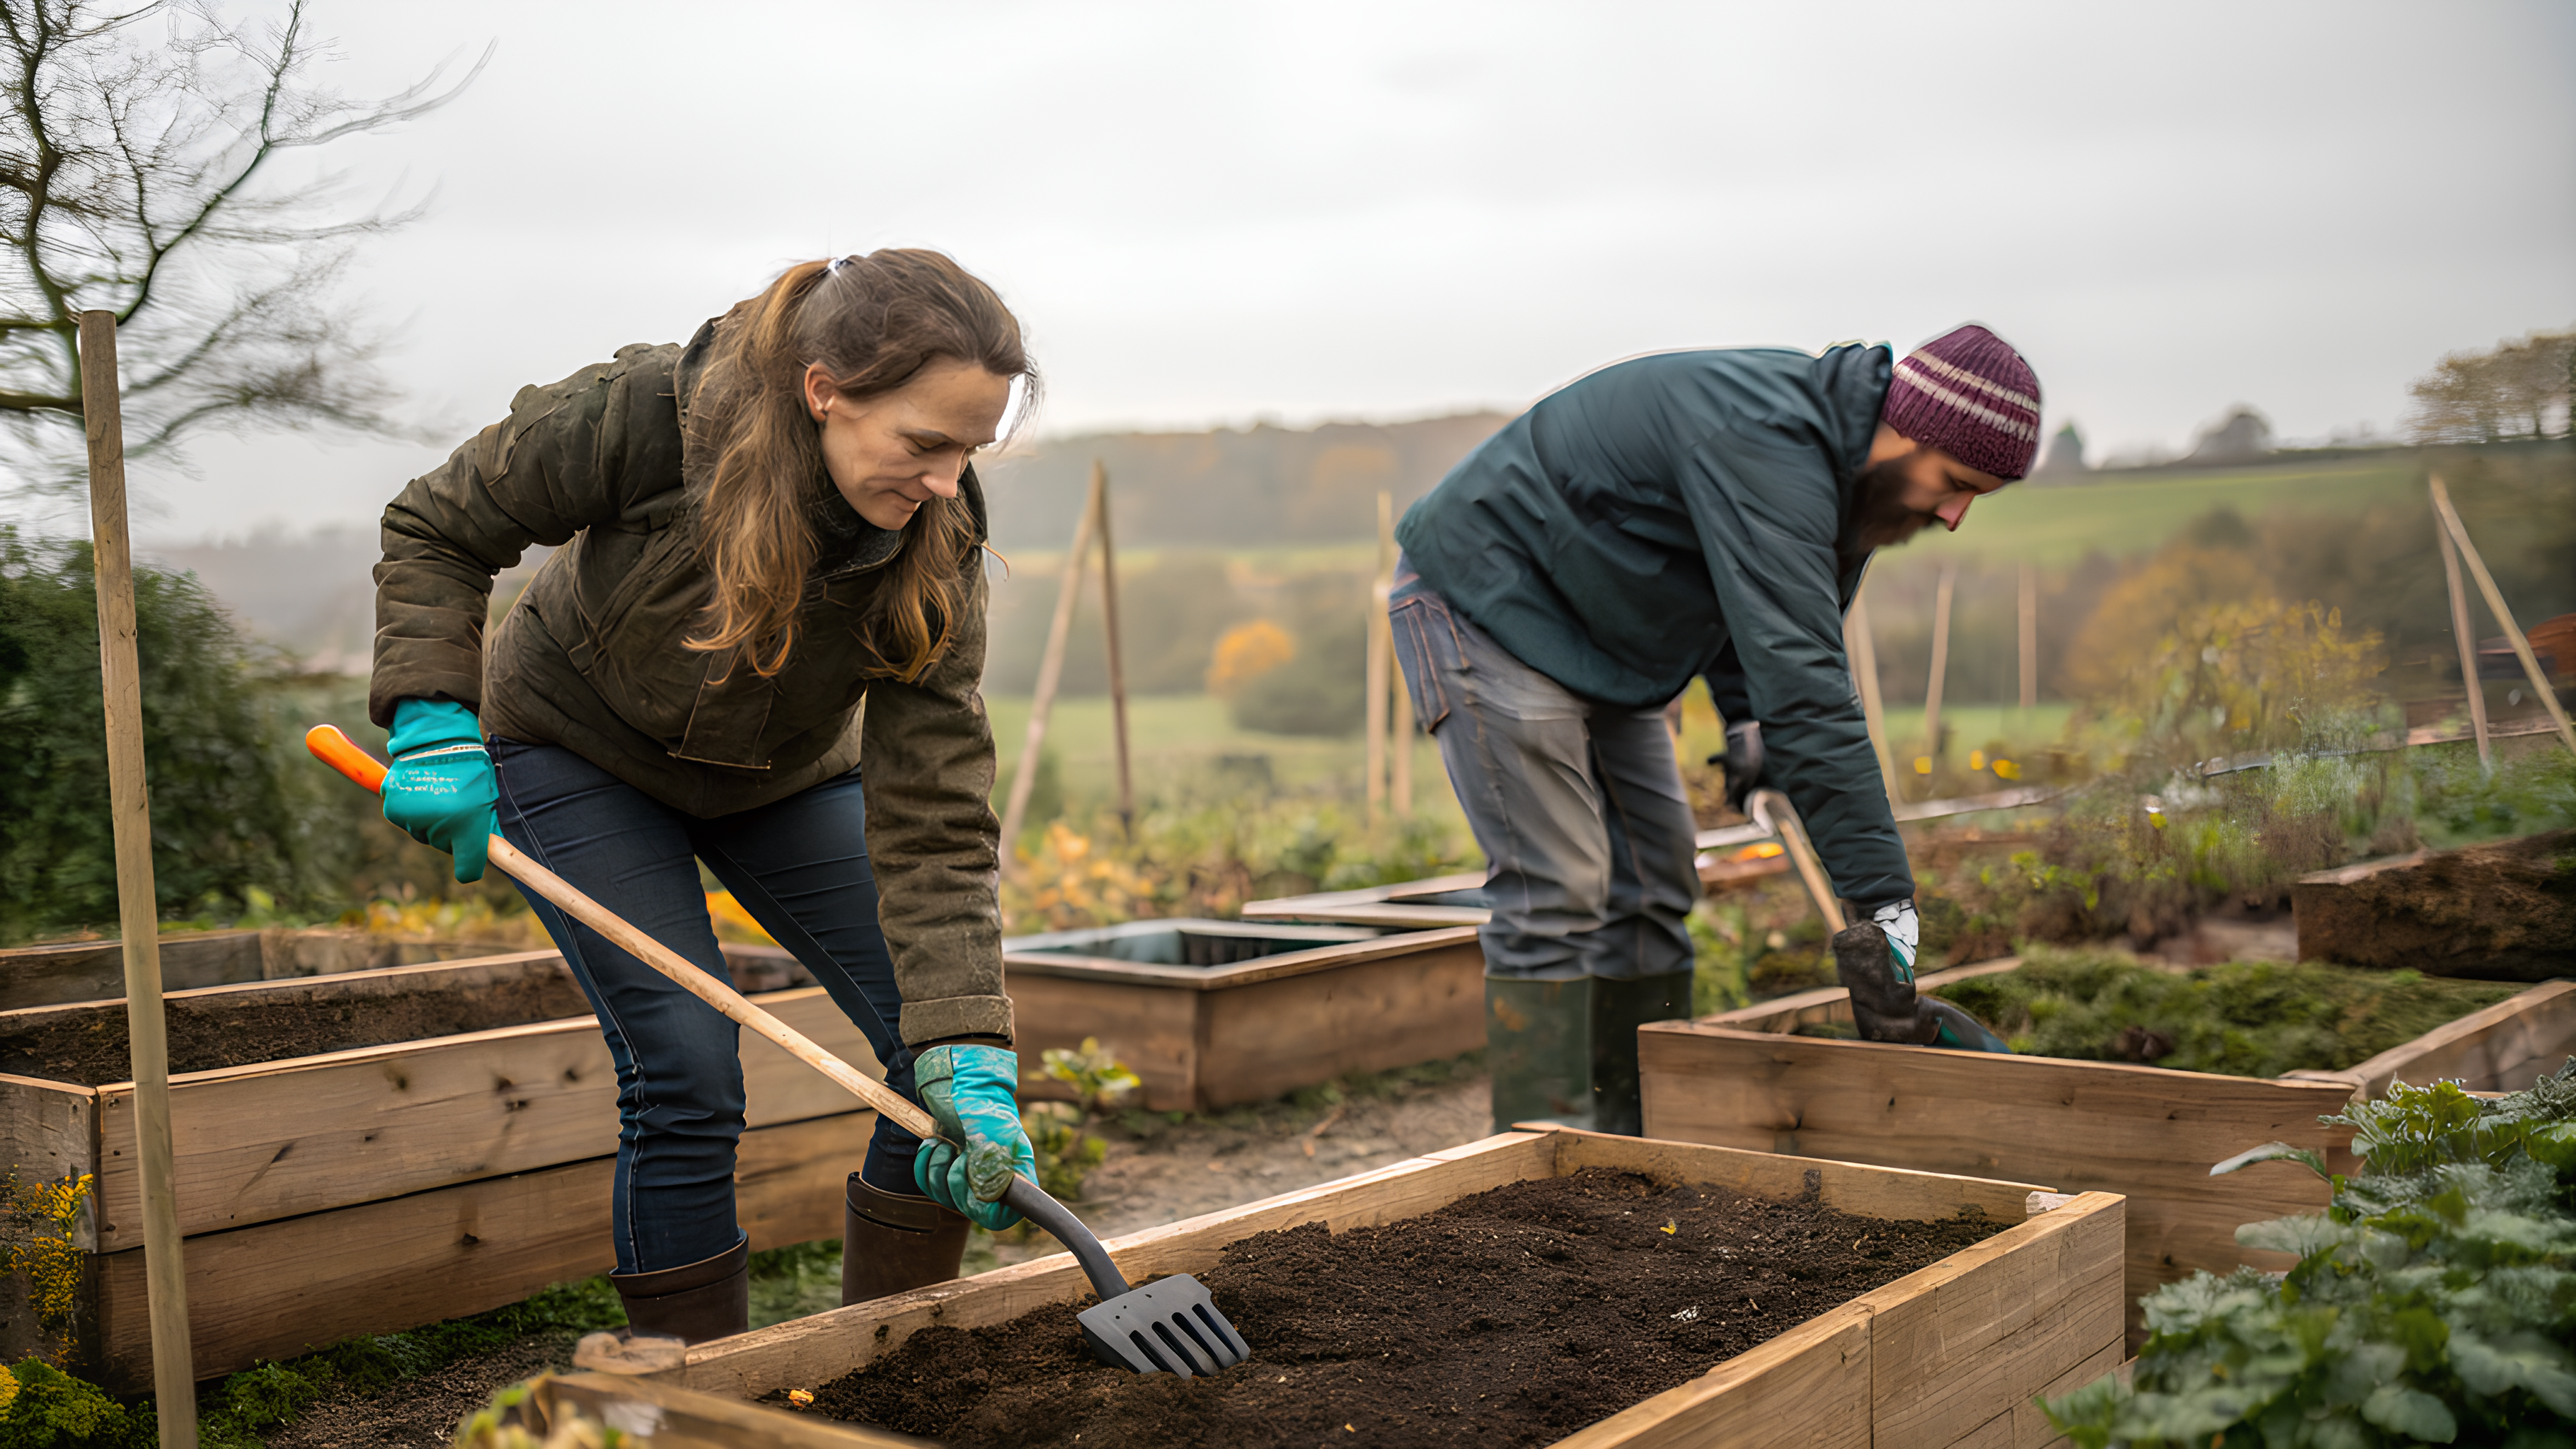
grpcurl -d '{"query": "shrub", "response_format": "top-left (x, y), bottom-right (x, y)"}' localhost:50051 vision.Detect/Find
top-left (2047, 1063), bottom-right (2576, 1445)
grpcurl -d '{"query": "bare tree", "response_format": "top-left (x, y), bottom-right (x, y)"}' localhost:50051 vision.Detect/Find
top-left (2408, 327), bottom-right (2575, 444)
top-left (0, 0), bottom-right (485, 500)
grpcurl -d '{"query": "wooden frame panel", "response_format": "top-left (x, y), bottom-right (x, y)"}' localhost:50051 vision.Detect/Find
top-left (1196, 937), bottom-right (1484, 1107)
top-left (1638, 1020), bottom-right (2346, 1332)
top-left (88, 1112), bottom-right (873, 1387)
top-left (1004, 928), bottom-right (1487, 1111)
top-left (665, 1127), bottom-right (2120, 1449)
top-left (88, 988), bottom-right (875, 1248)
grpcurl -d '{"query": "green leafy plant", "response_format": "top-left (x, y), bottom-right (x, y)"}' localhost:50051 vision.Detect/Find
top-left (0, 1358), bottom-right (152, 1449)
top-left (1019, 1037), bottom-right (1142, 1201)
top-left (2047, 1063), bottom-right (2576, 1445)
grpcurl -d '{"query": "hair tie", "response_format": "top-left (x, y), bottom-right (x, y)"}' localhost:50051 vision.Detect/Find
top-left (825, 255), bottom-right (850, 278)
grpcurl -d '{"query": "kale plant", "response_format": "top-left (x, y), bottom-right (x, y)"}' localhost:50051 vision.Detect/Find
top-left (2047, 1063), bottom-right (2576, 1445)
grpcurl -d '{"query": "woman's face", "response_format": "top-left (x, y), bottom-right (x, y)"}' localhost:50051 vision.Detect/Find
top-left (805, 359), bottom-right (1012, 531)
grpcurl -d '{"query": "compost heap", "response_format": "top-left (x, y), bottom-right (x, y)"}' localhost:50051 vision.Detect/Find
top-left (1917, 951), bottom-right (2517, 1076)
top-left (795, 1168), bottom-right (2003, 1448)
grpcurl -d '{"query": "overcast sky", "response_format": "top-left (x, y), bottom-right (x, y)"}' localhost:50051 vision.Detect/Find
top-left (113, 0), bottom-right (2576, 543)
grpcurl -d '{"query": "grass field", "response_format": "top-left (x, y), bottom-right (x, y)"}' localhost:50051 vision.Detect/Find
top-left (987, 693), bottom-right (1461, 816)
top-left (1897, 456), bottom-right (2422, 567)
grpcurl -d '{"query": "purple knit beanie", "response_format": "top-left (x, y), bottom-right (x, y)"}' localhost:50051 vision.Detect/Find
top-left (1880, 325), bottom-right (2042, 480)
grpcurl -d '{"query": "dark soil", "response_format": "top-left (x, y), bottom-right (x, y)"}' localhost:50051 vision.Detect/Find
top-left (794, 1167), bottom-right (2003, 1448)
top-left (0, 973), bottom-right (592, 1085)
top-left (2295, 828), bottom-right (2576, 982)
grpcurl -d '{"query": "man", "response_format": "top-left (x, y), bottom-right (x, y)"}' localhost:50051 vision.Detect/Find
top-left (1390, 324), bottom-right (2041, 1133)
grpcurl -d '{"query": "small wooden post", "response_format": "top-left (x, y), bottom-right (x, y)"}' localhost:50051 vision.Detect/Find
top-left (1378, 492), bottom-right (1412, 818)
top-left (1845, 586), bottom-right (1901, 803)
top-left (1364, 493), bottom-right (1392, 826)
top-left (996, 488), bottom-right (1098, 861)
top-left (2433, 487), bottom-right (2492, 772)
top-left (1921, 560), bottom-right (1957, 778)
top-left (1091, 462), bottom-right (1134, 834)
top-left (2430, 475), bottom-right (2575, 758)
top-left (2018, 562), bottom-right (2038, 713)
top-left (80, 311), bottom-right (199, 1448)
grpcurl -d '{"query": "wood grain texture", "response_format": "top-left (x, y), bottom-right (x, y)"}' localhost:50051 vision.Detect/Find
top-left (1548, 1304), bottom-right (1874, 1449)
top-left (2018, 1338), bottom-right (2123, 1448)
top-left (1638, 1022), bottom-right (2352, 1322)
top-left (0, 1074), bottom-right (97, 1247)
top-left (1005, 974), bottom-right (1201, 1112)
top-left (1862, 1194), bottom-right (2124, 1448)
top-left (88, 1112), bottom-right (874, 1388)
top-left (669, 1127), bottom-right (2117, 1449)
top-left (93, 988), bottom-right (878, 1247)
top-left (1008, 935), bottom-right (1485, 1110)
top-left (1195, 938), bottom-right (1483, 1107)
top-left (2339, 980), bottom-right (2576, 1097)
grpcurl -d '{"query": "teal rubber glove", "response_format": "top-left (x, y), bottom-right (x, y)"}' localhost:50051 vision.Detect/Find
top-left (912, 1044), bottom-right (1037, 1231)
top-left (383, 698), bottom-right (498, 884)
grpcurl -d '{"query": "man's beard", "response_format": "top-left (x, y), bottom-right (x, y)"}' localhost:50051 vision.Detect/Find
top-left (1839, 454), bottom-right (1931, 575)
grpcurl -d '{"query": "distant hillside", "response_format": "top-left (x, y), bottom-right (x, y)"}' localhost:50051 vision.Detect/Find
top-left (977, 412), bottom-right (1515, 550)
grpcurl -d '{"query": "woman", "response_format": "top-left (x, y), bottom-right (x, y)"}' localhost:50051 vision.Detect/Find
top-left (369, 250), bottom-right (1038, 1344)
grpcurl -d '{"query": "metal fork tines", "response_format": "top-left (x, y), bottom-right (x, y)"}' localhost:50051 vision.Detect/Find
top-left (1076, 1275), bottom-right (1250, 1377)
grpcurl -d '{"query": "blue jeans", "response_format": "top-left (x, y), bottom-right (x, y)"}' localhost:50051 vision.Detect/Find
top-left (1386, 561), bottom-right (1701, 982)
top-left (488, 739), bottom-right (930, 1275)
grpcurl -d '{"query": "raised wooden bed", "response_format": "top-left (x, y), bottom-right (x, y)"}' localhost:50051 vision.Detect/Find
top-left (1004, 920), bottom-right (1483, 1111)
top-left (0, 928), bottom-right (531, 1011)
top-left (2295, 829), bottom-right (2576, 981)
top-left (1638, 959), bottom-right (2576, 1340)
top-left (655, 1124), bottom-right (2124, 1448)
top-left (0, 944), bottom-right (868, 1388)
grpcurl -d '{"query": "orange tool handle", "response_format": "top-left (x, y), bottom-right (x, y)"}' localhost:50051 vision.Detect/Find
top-left (305, 724), bottom-right (391, 795)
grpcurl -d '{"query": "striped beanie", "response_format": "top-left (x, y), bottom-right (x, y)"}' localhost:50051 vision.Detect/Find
top-left (1881, 325), bottom-right (2042, 480)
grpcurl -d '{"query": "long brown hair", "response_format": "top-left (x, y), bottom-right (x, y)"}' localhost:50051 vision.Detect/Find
top-left (685, 249), bottom-right (1035, 681)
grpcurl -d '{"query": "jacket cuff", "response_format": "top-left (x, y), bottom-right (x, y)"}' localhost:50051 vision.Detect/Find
top-left (899, 994), bottom-right (1015, 1048)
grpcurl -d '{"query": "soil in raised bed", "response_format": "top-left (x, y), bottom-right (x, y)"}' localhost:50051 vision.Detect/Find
top-left (1849, 949), bottom-right (2517, 1077)
top-left (0, 973), bottom-right (593, 1085)
top-left (793, 1167), bottom-right (2003, 1448)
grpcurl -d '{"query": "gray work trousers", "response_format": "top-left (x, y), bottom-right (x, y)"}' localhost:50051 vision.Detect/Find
top-left (1386, 562), bottom-right (1701, 983)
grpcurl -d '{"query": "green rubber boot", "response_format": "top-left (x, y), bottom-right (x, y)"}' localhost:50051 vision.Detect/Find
top-left (1485, 973), bottom-right (1694, 1136)
top-left (1589, 972), bottom-right (1694, 1136)
top-left (1485, 976), bottom-right (1594, 1133)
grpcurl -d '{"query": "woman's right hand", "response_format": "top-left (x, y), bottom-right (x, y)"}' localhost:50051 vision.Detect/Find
top-left (382, 698), bottom-right (498, 883)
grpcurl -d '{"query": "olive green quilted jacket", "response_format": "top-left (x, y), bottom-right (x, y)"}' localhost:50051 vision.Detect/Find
top-left (369, 318), bottom-right (1010, 1046)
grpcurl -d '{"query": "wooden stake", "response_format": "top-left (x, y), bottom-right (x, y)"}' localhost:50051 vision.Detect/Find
top-left (1378, 492), bottom-right (1411, 818)
top-left (2432, 489), bottom-right (2492, 772)
top-left (996, 490), bottom-right (1096, 862)
top-left (2018, 562), bottom-right (2038, 713)
top-left (1845, 587), bottom-right (1901, 803)
top-left (80, 311), bottom-right (198, 1448)
top-left (2430, 475), bottom-right (2576, 758)
top-left (1921, 561), bottom-right (1957, 780)
top-left (1091, 463), bottom-right (1134, 834)
top-left (1364, 494), bottom-right (1392, 825)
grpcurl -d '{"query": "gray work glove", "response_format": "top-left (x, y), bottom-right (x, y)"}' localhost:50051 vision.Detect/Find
top-left (1833, 905), bottom-right (2009, 1052)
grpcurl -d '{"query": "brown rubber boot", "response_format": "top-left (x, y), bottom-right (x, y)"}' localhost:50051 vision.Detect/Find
top-left (843, 1173), bottom-right (969, 1305)
top-left (609, 1236), bottom-right (750, 1344)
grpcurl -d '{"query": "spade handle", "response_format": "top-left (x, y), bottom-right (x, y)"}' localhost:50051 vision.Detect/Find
top-left (305, 724), bottom-right (941, 1140)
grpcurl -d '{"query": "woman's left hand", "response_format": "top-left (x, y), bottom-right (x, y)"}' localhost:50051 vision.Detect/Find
top-left (912, 1044), bottom-right (1038, 1230)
